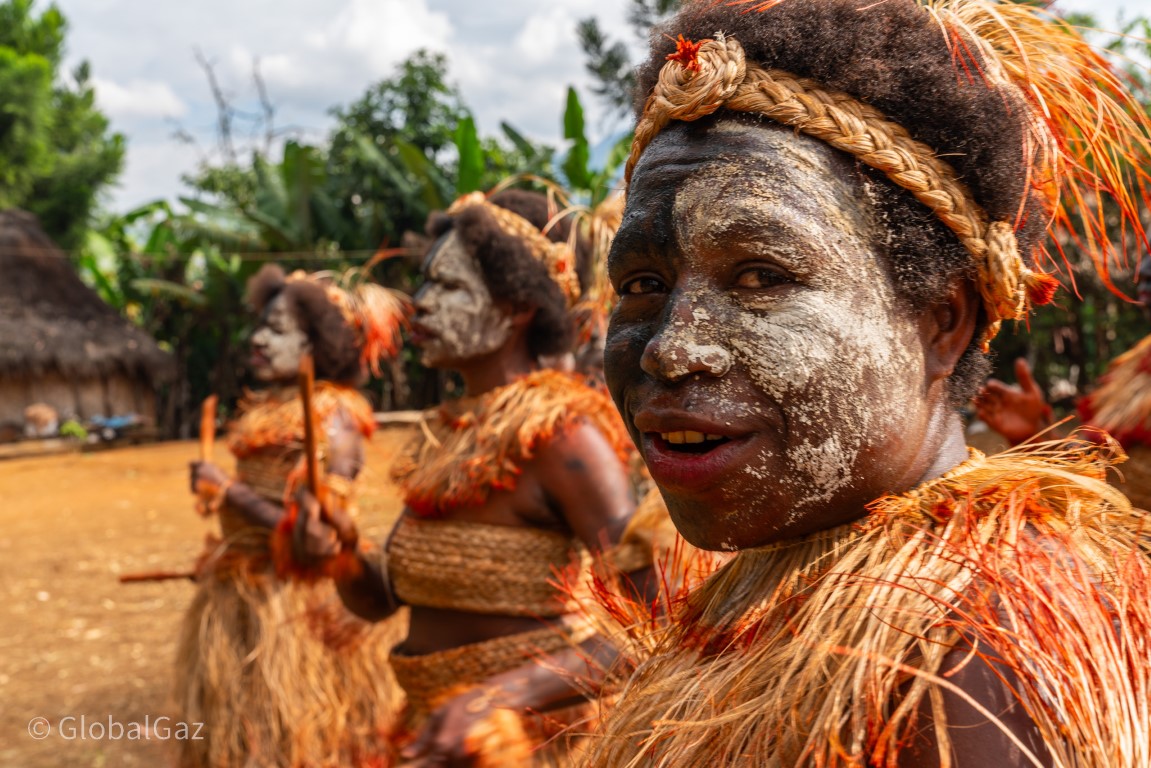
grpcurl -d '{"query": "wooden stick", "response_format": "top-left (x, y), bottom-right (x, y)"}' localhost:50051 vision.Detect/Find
top-left (298, 354), bottom-right (322, 502)
top-left (199, 395), bottom-right (218, 463)
top-left (118, 570), bottom-right (194, 584)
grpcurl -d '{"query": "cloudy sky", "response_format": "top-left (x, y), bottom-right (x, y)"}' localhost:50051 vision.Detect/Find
top-left (53, 0), bottom-right (1139, 214)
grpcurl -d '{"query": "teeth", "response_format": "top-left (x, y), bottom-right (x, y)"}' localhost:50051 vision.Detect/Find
top-left (662, 431), bottom-right (724, 444)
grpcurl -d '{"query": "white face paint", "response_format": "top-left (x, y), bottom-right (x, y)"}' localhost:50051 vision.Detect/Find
top-left (411, 230), bottom-right (513, 369)
top-left (606, 121), bottom-right (938, 550)
top-left (250, 293), bottom-right (311, 383)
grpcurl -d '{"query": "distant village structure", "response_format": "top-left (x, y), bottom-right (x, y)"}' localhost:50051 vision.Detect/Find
top-left (0, 210), bottom-right (174, 438)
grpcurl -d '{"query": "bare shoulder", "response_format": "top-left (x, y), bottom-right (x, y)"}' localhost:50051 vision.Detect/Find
top-left (532, 420), bottom-right (635, 549)
top-left (896, 636), bottom-right (1052, 768)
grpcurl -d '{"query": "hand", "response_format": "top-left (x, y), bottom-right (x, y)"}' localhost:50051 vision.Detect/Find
top-left (400, 688), bottom-right (501, 767)
top-left (190, 460), bottom-right (229, 496)
top-left (974, 358), bottom-right (1053, 446)
top-left (291, 487), bottom-right (359, 567)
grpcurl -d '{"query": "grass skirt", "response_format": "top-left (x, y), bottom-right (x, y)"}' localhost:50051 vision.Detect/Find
top-left (387, 626), bottom-right (595, 767)
top-left (174, 546), bottom-right (406, 767)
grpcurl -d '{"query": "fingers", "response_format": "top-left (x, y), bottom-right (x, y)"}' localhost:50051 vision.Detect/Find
top-left (289, 490), bottom-right (331, 563)
top-left (327, 504), bottom-right (359, 546)
top-left (1014, 358), bottom-right (1040, 395)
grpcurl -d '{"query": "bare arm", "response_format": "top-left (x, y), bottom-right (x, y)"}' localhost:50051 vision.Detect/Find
top-left (190, 460), bottom-right (282, 528)
top-left (403, 422), bottom-right (650, 766)
top-left (292, 405), bottom-right (400, 620)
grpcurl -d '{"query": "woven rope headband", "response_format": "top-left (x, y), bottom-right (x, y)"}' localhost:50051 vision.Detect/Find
top-left (447, 192), bottom-right (582, 306)
top-left (627, 34), bottom-right (1060, 349)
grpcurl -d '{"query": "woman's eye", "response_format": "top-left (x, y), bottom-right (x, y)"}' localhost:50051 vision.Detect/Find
top-left (621, 276), bottom-right (666, 295)
top-left (734, 267), bottom-right (791, 289)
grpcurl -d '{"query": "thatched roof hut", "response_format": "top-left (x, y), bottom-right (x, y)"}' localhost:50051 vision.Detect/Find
top-left (0, 209), bottom-right (174, 430)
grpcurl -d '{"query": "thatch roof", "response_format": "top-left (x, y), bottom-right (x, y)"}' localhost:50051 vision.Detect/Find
top-left (0, 209), bottom-right (174, 380)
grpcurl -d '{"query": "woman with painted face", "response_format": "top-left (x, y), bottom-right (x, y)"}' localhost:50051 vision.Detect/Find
top-left (295, 187), bottom-right (658, 766)
top-left (576, 1), bottom-right (1151, 766)
top-left (977, 254), bottom-right (1151, 510)
top-left (179, 265), bottom-right (406, 768)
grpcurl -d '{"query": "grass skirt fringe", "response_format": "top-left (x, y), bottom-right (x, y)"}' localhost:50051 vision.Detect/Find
top-left (174, 555), bottom-right (406, 767)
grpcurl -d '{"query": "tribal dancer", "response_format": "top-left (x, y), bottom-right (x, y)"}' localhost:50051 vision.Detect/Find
top-left (978, 254), bottom-right (1151, 510)
top-left (180, 264), bottom-right (406, 767)
top-left (578, 1), bottom-right (1151, 766)
top-left (294, 187), bottom-right (657, 766)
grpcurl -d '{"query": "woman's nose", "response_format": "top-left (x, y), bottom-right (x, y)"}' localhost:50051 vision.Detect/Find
top-left (639, 297), bottom-right (733, 381)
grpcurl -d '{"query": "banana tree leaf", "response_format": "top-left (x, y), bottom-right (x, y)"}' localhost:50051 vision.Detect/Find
top-left (352, 134), bottom-right (420, 198)
top-left (129, 278), bottom-right (209, 308)
top-left (501, 121), bottom-right (540, 162)
top-left (562, 87), bottom-right (591, 190)
top-left (394, 137), bottom-right (453, 210)
top-left (455, 115), bottom-right (484, 195)
top-left (588, 131), bottom-right (633, 205)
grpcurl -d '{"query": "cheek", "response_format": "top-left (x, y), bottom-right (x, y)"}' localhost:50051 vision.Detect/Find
top-left (604, 318), bottom-right (651, 431)
top-left (729, 292), bottom-right (924, 512)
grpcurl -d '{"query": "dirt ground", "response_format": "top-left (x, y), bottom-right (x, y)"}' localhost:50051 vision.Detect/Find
top-left (0, 427), bottom-right (412, 767)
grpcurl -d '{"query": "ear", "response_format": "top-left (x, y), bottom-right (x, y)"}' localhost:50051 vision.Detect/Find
top-left (506, 305), bottom-right (536, 331)
top-left (921, 277), bottom-right (980, 383)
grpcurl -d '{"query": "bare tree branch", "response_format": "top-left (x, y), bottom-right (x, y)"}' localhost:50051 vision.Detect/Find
top-left (193, 46), bottom-right (236, 164)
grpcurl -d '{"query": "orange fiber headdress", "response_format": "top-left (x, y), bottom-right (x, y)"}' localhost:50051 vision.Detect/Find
top-left (628, 0), bottom-right (1151, 348)
top-left (287, 268), bottom-right (409, 377)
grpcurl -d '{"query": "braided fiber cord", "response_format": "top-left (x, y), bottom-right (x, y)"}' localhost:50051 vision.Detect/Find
top-left (627, 36), bottom-right (1053, 346)
top-left (448, 192), bottom-right (581, 306)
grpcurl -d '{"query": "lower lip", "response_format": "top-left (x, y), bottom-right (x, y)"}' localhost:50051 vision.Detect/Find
top-left (641, 433), bottom-right (755, 491)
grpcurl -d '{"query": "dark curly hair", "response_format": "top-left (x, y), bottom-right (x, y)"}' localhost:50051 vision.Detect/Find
top-left (633, 0), bottom-right (1056, 405)
top-left (425, 190), bottom-right (577, 359)
top-left (246, 264), bottom-right (362, 384)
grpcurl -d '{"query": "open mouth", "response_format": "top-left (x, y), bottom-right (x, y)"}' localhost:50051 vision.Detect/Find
top-left (655, 430), bottom-right (732, 454)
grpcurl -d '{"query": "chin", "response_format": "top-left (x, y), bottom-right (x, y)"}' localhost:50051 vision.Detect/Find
top-left (664, 493), bottom-right (763, 552)
top-left (665, 488), bottom-right (848, 552)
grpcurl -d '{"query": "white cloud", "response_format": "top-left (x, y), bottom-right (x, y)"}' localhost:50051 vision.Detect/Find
top-left (514, 8), bottom-right (577, 65)
top-left (91, 77), bottom-right (187, 119)
top-left (59, 0), bottom-right (1140, 214)
top-left (249, 0), bottom-right (453, 99)
top-left (109, 139), bottom-right (202, 210)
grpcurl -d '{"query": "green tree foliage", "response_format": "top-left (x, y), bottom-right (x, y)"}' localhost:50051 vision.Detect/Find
top-left (325, 50), bottom-right (468, 250)
top-left (0, 0), bottom-right (124, 250)
top-left (577, 0), bottom-right (683, 114)
top-left (81, 200), bottom-right (279, 435)
top-left (325, 50), bottom-right (558, 250)
top-left (83, 50), bottom-right (573, 434)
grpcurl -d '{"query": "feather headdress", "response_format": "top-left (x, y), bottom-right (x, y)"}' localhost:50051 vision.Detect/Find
top-left (629, 0), bottom-right (1151, 346)
top-left (287, 267), bottom-right (409, 376)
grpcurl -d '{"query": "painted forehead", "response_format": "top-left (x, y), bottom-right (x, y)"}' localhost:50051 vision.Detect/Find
top-left (262, 292), bottom-right (296, 323)
top-left (424, 230), bottom-right (474, 280)
top-left (618, 120), bottom-right (873, 268)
